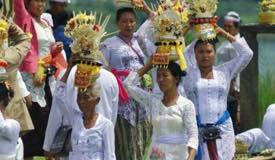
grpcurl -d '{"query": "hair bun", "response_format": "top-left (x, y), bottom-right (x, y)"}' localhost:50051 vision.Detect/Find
top-left (168, 61), bottom-right (187, 78)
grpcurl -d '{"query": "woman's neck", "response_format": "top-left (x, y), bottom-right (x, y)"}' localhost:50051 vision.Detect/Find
top-left (163, 88), bottom-right (179, 107)
top-left (118, 33), bottom-right (132, 44)
top-left (199, 66), bottom-right (213, 79)
top-left (83, 110), bottom-right (97, 121)
top-left (83, 110), bottom-right (98, 129)
top-left (33, 16), bottom-right (41, 23)
top-left (0, 107), bottom-right (6, 119)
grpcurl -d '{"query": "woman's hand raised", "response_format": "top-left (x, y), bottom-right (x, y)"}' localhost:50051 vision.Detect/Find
top-left (138, 56), bottom-right (153, 77)
top-left (61, 54), bottom-right (78, 83)
top-left (215, 26), bottom-right (236, 43)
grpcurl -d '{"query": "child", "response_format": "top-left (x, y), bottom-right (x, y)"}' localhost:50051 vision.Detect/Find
top-left (0, 82), bottom-right (21, 160)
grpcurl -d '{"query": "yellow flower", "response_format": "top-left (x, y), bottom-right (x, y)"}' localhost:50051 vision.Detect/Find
top-left (0, 19), bottom-right (8, 29)
top-left (0, 19), bottom-right (8, 42)
top-left (181, 11), bottom-right (189, 23)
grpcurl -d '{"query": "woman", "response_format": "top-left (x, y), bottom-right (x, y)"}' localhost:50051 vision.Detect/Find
top-left (123, 61), bottom-right (198, 160)
top-left (14, 0), bottom-right (67, 156)
top-left (100, 5), bottom-right (154, 160)
top-left (52, 60), bottom-right (116, 160)
top-left (182, 27), bottom-right (253, 160)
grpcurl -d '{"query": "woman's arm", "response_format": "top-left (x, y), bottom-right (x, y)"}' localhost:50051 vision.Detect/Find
top-left (13, 0), bottom-right (29, 28)
top-left (53, 56), bottom-right (76, 121)
top-left (216, 27), bottom-right (253, 79)
top-left (123, 72), bottom-right (153, 108)
top-left (187, 147), bottom-right (196, 160)
top-left (123, 58), bottom-right (153, 103)
top-left (1, 24), bottom-right (31, 71)
top-left (183, 101), bottom-right (198, 160)
top-left (103, 121), bottom-right (116, 160)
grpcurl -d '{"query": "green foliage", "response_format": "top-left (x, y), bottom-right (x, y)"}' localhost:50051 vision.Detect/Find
top-left (259, 69), bottom-right (275, 125)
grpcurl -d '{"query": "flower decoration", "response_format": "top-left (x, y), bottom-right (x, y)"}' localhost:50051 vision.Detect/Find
top-left (114, 0), bottom-right (144, 9)
top-left (151, 0), bottom-right (189, 71)
top-left (75, 64), bottom-right (101, 92)
top-left (150, 146), bottom-right (166, 160)
top-left (259, 0), bottom-right (275, 24)
top-left (0, 19), bottom-right (8, 47)
top-left (188, 0), bottom-right (218, 17)
top-left (65, 12), bottom-right (109, 63)
top-left (0, 59), bottom-right (9, 81)
top-left (65, 12), bottom-right (110, 91)
top-left (153, 0), bottom-right (189, 40)
top-left (260, 0), bottom-right (275, 12)
top-left (188, 0), bottom-right (219, 41)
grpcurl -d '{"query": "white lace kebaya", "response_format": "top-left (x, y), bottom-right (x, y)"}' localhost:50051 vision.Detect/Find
top-left (182, 37), bottom-right (253, 160)
top-left (123, 72), bottom-right (198, 160)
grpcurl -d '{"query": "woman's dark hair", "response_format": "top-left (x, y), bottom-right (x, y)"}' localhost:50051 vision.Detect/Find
top-left (0, 82), bottom-right (14, 108)
top-left (167, 61), bottom-right (186, 86)
top-left (116, 7), bottom-right (136, 23)
top-left (194, 38), bottom-right (219, 52)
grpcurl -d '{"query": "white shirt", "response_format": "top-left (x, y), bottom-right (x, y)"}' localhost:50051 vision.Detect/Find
top-left (0, 111), bottom-right (20, 156)
top-left (16, 71), bottom-right (30, 98)
top-left (262, 104), bottom-right (275, 149)
top-left (216, 34), bottom-right (241, 92)
top-left (43, 67), bottom-right (119, 152)
top-left (54, 81), bottom-right (116, 160)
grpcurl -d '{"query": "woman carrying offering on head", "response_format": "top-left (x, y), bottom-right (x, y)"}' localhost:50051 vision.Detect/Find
top-left (100, 1), bottom-right (155, 159)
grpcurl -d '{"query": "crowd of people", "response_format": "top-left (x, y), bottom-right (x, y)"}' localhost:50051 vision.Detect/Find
top-left (0, 0), bottom-right (274, 160)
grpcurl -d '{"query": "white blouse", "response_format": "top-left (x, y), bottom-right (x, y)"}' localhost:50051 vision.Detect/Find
top-left (21, 19), bottom-right (55, 107)
top-left (0, 111), bottom-right (20, 156)
top-left (124, 72), bottom-right (198, 160)
top-left (182, 37), bottom-right (253, 159)
top-left (54, 81), bottom-right (116, 160)
top-left (182, 37), bottom-right (253, 123)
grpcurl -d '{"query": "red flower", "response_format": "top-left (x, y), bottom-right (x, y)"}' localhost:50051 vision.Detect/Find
top-left (93, 25), bottom-right (100, 32)
top-left (0, 59), bottom-right (8, 68)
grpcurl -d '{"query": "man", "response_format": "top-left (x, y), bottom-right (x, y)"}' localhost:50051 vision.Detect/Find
top-left (217, 11), bottom-right (242, 92)
top-left (262, 103), bottom-right (275, 149)
top-left (46, 0), bottom-right (73, 59)
top-left (217, 11), bottom-right (243, 91)
top-left (217, 11), bottom-right (244, 134)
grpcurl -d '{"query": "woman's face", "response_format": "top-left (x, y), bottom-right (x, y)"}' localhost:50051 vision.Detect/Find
top-left (27, 0), bottom-right (45, 18)
top-left (77, 87), bottom-right (100, 113)
top-left (157, 68), bottom-right (178, 92)
top-left (195, 42), bottom-right (216, 68)
top-left (117, 12), bottom-right (136, 37)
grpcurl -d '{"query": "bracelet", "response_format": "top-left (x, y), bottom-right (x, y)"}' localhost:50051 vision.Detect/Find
top-left (226, 32), bottom-right (230, 39)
